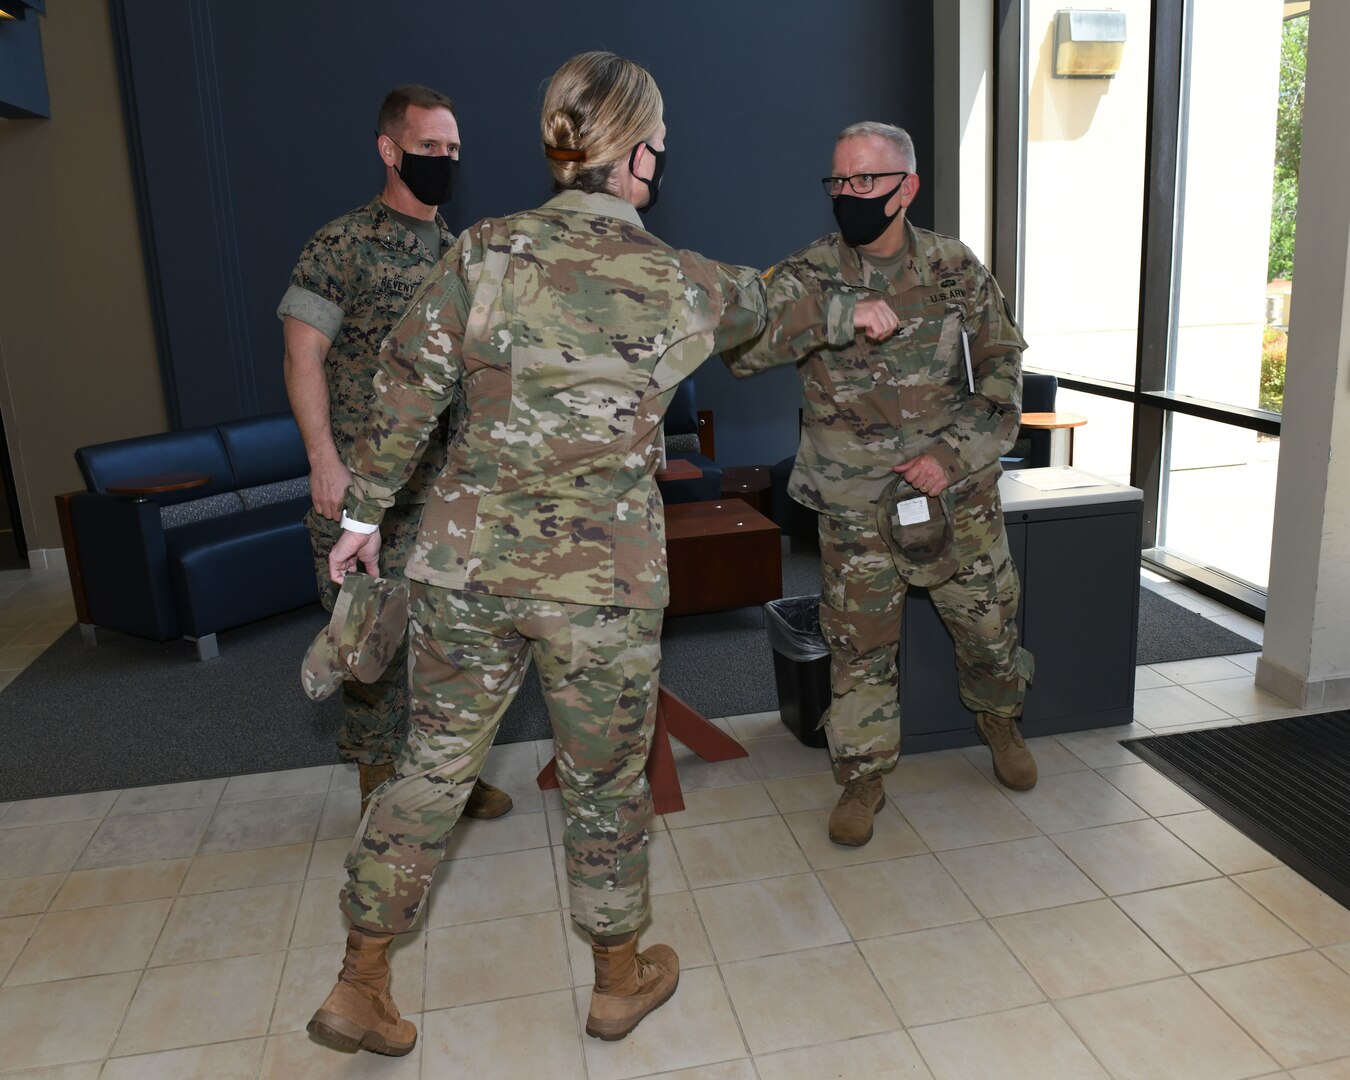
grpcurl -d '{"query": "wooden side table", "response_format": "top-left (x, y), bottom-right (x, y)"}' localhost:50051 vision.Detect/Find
top-left (720, 464), bottom-right (773, 517)
top-left (654, 459), bottom-right (702, 483)
top-left (106, 472), bottom-right (212, 498)
top-left (1018, 412), bottom-right (1088, 467)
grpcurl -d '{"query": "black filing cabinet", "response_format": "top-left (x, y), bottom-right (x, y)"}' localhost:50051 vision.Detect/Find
top-left (898, 494), bottom-right (1142, 752)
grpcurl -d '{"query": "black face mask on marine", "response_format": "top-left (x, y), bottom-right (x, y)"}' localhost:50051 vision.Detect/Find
top-left (393, 145), bottom-right (459, 206)
top-left (629, 142), bottom-right (666, 212)
top-left (831, 179), bottom-right (905, 247)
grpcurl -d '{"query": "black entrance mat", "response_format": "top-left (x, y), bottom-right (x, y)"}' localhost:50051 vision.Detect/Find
top-left (1135, 586), bottom-right (1261, 665)
top-left (1124, 713), bottom-right (1350, 910)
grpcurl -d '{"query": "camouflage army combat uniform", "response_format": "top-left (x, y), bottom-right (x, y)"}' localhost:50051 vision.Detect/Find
top-left (338, 189), bottom-right (858, 936)
top-left (727, 220), bottom-right (1034, 782)
top-left (278, 197), bottom-right (452, 766)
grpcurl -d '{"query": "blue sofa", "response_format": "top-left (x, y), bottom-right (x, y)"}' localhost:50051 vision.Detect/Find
top-left (63, 413), bottom-right (317, 659)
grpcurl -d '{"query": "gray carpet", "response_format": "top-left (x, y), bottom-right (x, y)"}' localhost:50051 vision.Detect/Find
top-left (0, 554), bottom-right (822, 801)
top-left (0, 559), bottom-right (1258, 802)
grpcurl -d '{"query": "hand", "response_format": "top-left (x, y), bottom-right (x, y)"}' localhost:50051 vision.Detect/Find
top-left (894, 453), bottom-right (949, 497)
top-left (310, 456), bottom-right (353, 521)
top-left (854, 297), bottom-right (900, 342)
top-left (329, 528), bottom-right (382, 583)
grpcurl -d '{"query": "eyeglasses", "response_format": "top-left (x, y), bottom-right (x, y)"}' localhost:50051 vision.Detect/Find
top-left (820, 171), bottom-right (908, 197)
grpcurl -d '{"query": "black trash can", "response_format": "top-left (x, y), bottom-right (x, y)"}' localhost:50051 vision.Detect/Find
top-left (764, 595), bottom-right (831, 748)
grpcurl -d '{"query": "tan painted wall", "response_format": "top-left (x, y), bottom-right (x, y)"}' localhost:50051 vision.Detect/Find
top-left (0, 2), bottom-right (164, 555)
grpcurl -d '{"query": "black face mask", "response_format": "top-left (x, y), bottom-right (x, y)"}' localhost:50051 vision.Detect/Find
top-left (832, 177), bottom-right (905, 247)
top-left (629, 142), bottom-right (666, 212)
top-left (392, 142), bottom-right (458, 206)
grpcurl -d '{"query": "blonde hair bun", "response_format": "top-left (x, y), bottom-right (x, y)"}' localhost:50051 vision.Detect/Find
top-left (540, 51), bottom-right (663, 194)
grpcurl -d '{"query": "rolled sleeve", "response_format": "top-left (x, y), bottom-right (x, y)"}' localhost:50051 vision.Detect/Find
top-left (277, 284), bottom-right (344, 341)
top-left (723, 261), bottom-right (861, 378)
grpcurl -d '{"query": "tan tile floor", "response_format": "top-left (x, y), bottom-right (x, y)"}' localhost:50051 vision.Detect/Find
top-left (1, 565), bottom-right (1348, 1078)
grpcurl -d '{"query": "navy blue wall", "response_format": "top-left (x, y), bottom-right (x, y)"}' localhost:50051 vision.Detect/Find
top-left (0, 3), bottom-right (50, 120)
top-left (111, 0), bottom-right (934, 465)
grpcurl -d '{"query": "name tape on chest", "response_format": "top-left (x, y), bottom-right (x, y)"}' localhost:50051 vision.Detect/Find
top-left (926, 287), bottom-right (967, 304)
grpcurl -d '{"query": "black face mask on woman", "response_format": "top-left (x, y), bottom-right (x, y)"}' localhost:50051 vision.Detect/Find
top-left (629, 142), bottom-right (666, 212)
top-left (393, 144), bottom-right (459, 206)
top-left (832, 177), bottom-right (905, 247)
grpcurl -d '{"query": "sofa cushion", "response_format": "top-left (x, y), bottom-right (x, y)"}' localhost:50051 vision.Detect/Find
top-left (159, 491), bottom-right (245, 530)
top-left (164, 498), bottom-right (316, 636)
top-left (239, 477), bottom-right (310, 510)
top-left (218, 413), bottom-right (309, 488)
top-left (162, 497), bottom-right (309, 557)
top-left (664, 433), bottom-right (702, 455)
top-left (76, 426), bottom-right (236, 505)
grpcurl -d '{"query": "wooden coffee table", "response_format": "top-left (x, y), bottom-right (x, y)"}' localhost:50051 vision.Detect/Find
top-left (536, 494), bottom-right (778, 813)
top-left (664, 498), bottom-right (782, 617)
top-left (536, 687), bottom-right (750, 814)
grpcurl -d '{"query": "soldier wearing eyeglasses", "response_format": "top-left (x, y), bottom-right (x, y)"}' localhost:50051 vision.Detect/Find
top-left (727, 121), bottom-right (1038, 848)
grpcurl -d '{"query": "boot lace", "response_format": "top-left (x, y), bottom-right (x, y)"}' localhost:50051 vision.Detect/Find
top-left (983, 715), bottom-right (1025, 751)
top-left (633, 950), bottom-right (667, 989)
top-left (840, 776), bottom-right (880, 807)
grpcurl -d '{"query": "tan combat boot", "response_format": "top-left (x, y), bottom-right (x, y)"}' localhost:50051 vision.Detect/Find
top-left (828, 773), bottom-right (887, 847)
top-left (585, 932), bottom-right (680, 1041)
top-left (976, 712), bottom-right (1038, 791)
top-left (358, 762), bottom-right (395, 818)
top-left (308, 926), bottom-right (416, 1056)
top-left (462, 778), bottom-right (514, 819)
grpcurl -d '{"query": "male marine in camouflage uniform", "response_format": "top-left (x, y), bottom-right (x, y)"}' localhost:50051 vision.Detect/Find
top-left (728, 121), bottom-right (1037, 848)
top-left (280, 85), bottom-right (510, 820)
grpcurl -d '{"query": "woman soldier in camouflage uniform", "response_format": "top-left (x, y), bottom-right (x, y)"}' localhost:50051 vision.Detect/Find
top-left (307, 52), bottom-right (897, 1057)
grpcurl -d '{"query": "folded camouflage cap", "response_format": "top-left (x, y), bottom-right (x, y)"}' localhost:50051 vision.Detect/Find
top-left (301, 573), bottom-right (410, 702)
top-left (877, 472), bottom-right (960, 589)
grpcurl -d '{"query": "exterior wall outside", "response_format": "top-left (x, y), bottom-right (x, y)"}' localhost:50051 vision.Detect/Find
top-left (1021, 0), bottom-right (1152, 481)
top-left (933, 0), bottom-right (993, 264)
top-left (1169, 0), bottom-right (1282, 462)
top-left (1021, 0), bottom-right (1282, 479)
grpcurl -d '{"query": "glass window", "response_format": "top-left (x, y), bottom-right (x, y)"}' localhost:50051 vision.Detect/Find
top-left (1055, 389), bottom-right (1133, 485)
top-left (1158, 413), bottom-right (1279, 589)
top-left (1020, 0), bottom-right (1152, 385)
top-left (1169, 2), bottom-right (1306, 412)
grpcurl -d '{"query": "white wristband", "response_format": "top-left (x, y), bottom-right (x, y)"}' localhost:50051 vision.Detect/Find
top-left (340, 511), bottom-right (379, 534)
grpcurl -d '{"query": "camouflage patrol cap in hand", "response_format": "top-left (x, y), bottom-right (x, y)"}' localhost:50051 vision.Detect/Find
top-left (301, 573), bottom-right (410, 702)
top-left (877, 472), bottom-right (960, 588)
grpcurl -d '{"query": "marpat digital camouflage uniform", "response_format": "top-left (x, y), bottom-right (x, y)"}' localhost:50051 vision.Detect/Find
top-left (278, 196), bottom-right (453, 766)
top-left (338, 189), bottom-right (857, 936)
top-left (727, 220), bottom-right (1034, 782)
